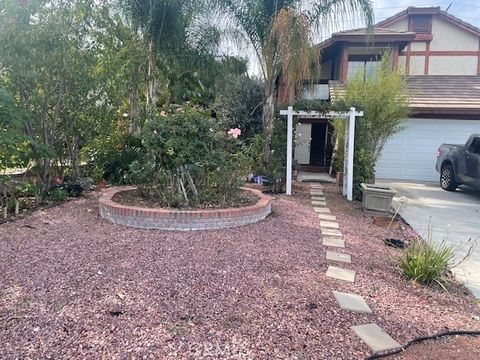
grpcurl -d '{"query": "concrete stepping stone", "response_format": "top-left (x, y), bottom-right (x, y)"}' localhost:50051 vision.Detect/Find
top-left (326, 266), bottom-right (355, 282)
top-left (321, 228), bottom-right (342, 237)
top-left (315, 207), bottom-right (331, 214)
top-left (351, 323), bottom-right (401, 353)
top-left (326, 251), bottom-right (351, 263)
top-left (318, 214), bottom-right (336, 221)
top-left (312, 201), bottom-right (327, 207)
top-left (320, 221), bottom-right (339, 229)
top-left (310, 184), bottom-right (323, 189)
top-left (310, 190), bottom-right (324, 195)
top-left (323, 238), bottom-right (345, 248)
top-left (333, 291), bottom-right (372, 314)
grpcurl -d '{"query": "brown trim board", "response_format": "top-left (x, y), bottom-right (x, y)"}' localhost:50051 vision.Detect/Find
top-left (400, 50), bottom-right (480, 56)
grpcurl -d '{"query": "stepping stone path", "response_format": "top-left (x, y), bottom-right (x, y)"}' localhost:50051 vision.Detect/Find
top-left (308, 184), bottom-right (401, 355)
top-left (318, 214), bottom-right (336, 221)
top-left (320, 221), bottom-right (339, 229)
top-left (322, 238), bottom-right (345, 248)
top-left (326, 251), bottom-right (351, 263)
top-left (326, 266), bottom-right (356, 282)
top-left (351, 324), bottom-right (401, 353)
top-left (321, 228), bottom-right (342, 237)
top-left (333, 291), bottom-right (372, 314)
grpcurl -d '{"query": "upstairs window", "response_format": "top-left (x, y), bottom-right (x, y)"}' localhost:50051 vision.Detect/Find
top-left (411, 15), bottom-right (431, 34)
top-left (347, 55), bottom-right (381, 81)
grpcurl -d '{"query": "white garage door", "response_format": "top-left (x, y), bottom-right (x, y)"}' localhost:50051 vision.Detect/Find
top-left (376, 118), bottom-right (480, 181)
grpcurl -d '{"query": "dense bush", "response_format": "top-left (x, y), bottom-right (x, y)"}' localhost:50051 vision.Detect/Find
top-left (214, 75), bottom-right (264, 139)
top-left (82, 132), bottom-right (142, 184)
top-left (128, 107), bottom-right (250, 207)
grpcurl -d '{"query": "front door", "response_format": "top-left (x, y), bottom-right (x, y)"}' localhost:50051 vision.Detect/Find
top-left (294, 123), bottom-right (311, 165)
top-left (309, 123), bottom-right (327, 166)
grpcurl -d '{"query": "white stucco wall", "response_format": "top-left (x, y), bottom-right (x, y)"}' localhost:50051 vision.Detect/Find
top-left (430, 17), bottom-right (479, 51)
top-left (385, 17), bottom-right (408, 32)
top-left (429, 56), bottom-right (478, 75)
top-left (410, 42), bottom-right (426, 51)
top-left (398, 55), bottom-right (407, 72)
top-left (409, 56), bottom-right (425, 75)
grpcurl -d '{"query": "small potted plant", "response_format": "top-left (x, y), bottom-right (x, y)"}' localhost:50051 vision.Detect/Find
top-left (361, 183), bottom-right (397, 213)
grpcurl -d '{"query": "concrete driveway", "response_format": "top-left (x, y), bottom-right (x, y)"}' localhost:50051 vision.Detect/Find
top-left (377, 180), bottom-right (480, 298)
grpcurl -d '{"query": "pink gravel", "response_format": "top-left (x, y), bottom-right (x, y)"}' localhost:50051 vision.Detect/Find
top-left (0, 184), bottom-right (479, 359)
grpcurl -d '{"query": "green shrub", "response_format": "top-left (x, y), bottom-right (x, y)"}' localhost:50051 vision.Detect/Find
top-left (332, 51), bottom-right (410, 199)
top-left (128, 107), bottom-right (250, 207)
top-left (399, 238), bottom-right (455, 288)
top-left (264, 117), bottom-right (287, 193)
top-left (48, 188), bottom-right (69, 203)
top-left (82, 132), bottom-right (142, 184)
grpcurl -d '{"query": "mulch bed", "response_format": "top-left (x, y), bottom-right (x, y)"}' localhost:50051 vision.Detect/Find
top-left (113, 188), bottom-right (259, 210)
top-left (0, 183), bottom-right (479, 359)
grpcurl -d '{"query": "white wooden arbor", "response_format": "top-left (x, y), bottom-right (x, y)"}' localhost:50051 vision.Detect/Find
top-left (279, 106), bottom-right (363, 201)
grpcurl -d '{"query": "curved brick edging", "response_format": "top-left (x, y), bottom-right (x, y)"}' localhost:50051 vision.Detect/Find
top-left (98, 186), bottom-right (272, 231)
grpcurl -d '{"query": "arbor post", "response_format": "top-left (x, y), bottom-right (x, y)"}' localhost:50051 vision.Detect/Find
top-left (286, 106), bottom-right (293, 196)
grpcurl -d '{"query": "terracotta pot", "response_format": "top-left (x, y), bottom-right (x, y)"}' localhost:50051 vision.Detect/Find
top-left (373, 216), bottom-right (400, 229)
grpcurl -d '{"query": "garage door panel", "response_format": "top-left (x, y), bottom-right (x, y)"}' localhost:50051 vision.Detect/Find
top-left (376, 118), bottom-right (480, 181)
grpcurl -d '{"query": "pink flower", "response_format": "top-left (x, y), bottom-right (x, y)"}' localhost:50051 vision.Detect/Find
top-left (227, 128), bottom-right (241, 139)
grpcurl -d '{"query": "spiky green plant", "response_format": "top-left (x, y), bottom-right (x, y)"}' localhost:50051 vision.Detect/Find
top-left (399, 238), bottom-right (455, 289)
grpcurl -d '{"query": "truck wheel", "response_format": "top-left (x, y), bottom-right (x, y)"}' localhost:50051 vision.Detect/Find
top-left (440, 165), bottom-right (457, 191)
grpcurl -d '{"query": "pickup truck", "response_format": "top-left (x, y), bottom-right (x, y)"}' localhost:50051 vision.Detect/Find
top-left (436, 134), bottom-right (480, 191)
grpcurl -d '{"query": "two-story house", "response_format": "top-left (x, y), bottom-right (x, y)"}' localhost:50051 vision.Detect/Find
top-left (289, 6), bottom-right (480, 182)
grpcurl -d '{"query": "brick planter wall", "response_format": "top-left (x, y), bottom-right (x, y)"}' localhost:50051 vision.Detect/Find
top-left (98, 186), bottom-right (272, 231)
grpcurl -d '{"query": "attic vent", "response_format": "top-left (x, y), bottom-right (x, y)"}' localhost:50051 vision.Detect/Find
top-left (411, 15), bottom-right (431, 34)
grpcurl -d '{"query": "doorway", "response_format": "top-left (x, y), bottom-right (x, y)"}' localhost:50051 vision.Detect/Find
top-left (309, 123), bottom-right (327, 166)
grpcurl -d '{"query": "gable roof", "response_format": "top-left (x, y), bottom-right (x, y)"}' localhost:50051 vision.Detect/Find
top-left (329, 76), bottom-right (480, 117)
top-left (316, 27), bottom-right (415, 50)
top-left (376, 6), bottom-right (480, 36)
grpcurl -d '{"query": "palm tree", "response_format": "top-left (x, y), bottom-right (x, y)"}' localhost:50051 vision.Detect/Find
top-left (121, 0), bottom-right (193, 113)
top-left (213, 0), bottom-right (374, 162)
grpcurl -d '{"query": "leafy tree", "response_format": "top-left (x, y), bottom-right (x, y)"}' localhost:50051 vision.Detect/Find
top-left (213, 0), bottom-right (374, 163)
top-left (0, 89), bottom-right (30, 171)
top-left (0, 0), bottom-right (126, 183)
top-left (333, 52), bottom-right (410, 198)
top-left (121, 0), bottom-right (199, 112)
top-left (214, 75), bottom-right (264, 139)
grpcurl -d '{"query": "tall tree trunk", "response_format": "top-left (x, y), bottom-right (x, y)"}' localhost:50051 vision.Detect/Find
top-left (262, 78), bottom-right (276, 166)
top-left (146, 39), bottom-right (157, 114)
top-left (129, 87), bottom-right (140, 133)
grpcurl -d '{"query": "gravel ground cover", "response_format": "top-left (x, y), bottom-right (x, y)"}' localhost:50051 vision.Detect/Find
top-left (1, 183), bottom-right (479, 359)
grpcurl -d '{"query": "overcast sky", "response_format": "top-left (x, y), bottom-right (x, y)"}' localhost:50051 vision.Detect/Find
top-left (242, 1), bottom-right (480, 75)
